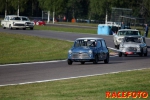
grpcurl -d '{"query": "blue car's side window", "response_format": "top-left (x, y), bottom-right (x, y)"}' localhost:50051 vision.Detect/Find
top-left (101, 40), bottom-right (106, 48)
top-left (97, 40), bottom-right (101, 48)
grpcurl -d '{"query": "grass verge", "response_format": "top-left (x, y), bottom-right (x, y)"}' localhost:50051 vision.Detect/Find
top-left (0, 32), bottom-right (73, 64)
top-left (34, 25), bottom-right (97, 34)
top-left (0, 69), bottom-right (149, 100)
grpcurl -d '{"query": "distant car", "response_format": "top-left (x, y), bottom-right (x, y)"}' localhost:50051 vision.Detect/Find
top-left (113, 29), bottom-right (141, 49)
top-left (67, 37), bottom-right (109, 65)
top-left (1, 15), bottom-right (34, 30)
top-left (118, 36), bottom-right (148, 57)
top-left (33, 19), bottom-right (46, 25)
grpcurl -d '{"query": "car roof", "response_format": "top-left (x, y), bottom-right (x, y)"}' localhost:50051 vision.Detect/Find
top-left (76, 37), bottom-right (104, 40)
top-left (118, 29), bottom-right (139, 31)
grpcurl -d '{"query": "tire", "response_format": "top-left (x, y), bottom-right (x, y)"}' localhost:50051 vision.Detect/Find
top-left (2, 24), bottom-right (6, 29)
top-left (119, 52), bottom-right (122, 57)
top-left (93, 55), bottom-right (98, 64)
top-left (144, 49), bottom-right (148, 57)
top-left (117, 45), bottom-right (119, 49)
top-left (104, 53), bottom-right (109, 64)
top-left (23, 28), bottom-right (26, 30)
top-left (80, 61), bottom-right (85, 64)
top-left (67, 59), bottom-right (72, 65)
top-left (30, 27), bottom-right (33, 30)
top-left (139, 49), bottom-right (143, 57)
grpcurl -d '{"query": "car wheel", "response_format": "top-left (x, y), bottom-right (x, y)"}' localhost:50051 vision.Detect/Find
top-left (119, 52), bottom-right (122, 57)
top-left (144, 49), bottom-right (148, 57)
top-left (93, 55), bottom-right (98, 64)
top-left (117, 45), bottom-right (120, 49)
top-left (104, 53), bottom-right (109, 64)
top-left (30, 27), bottom-right (33, 30)
top-left (139, 49), bottom-right (143, 57)
top-left (80, 61), bottom-right (85, 64)
top-left (67, 59), bottom-right (72, 65)
top-left (23, 28), bottom-right (26, 30)
top-left (2, 24), bottom-right (6, 29)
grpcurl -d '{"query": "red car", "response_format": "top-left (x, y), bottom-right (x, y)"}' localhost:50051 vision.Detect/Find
top-left (33, 19), bottom-right (46, 25)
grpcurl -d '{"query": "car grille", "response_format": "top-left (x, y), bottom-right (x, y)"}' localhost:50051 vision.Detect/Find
top-left (72, 52), bottom-right (90, 59)
top-left (128, 47), bottom-right (137, 51)
top-left (14, 23), bottom-right (24, 26)
top-left (26, 22), bottom-right (31, 24)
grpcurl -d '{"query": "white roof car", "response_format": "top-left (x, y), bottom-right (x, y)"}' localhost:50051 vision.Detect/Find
top-left (113, 29), bottom-right (141, 49)
top-left (1, 15), bottom-right (34, 30)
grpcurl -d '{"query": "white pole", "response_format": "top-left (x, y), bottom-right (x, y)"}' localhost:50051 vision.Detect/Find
top-left (5, 10), bottom-right (7, 17)
top-left (5, 0), bottom-right (7, 17)
top-left (105, 11), bottom-right (107, 24)
top-left (17, 0), bottom-right (19, 16)
top-left (42, 11), bottom-right (43, 20)
top-left (53, 12), bottom-right (55, 24)
top-left (47, 11), bottom-right (50, 23)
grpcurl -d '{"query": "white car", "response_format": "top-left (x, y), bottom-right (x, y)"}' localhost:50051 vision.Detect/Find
top-left (113, 29), bottom-right (141, 49)
top-left (118, 36), bottom-right (148, 57)
top-left (1, 15), bottom-right (34, 30)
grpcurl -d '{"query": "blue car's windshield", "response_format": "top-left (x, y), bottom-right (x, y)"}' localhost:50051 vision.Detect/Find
top-left (74, 39), bottom-right (96, 47)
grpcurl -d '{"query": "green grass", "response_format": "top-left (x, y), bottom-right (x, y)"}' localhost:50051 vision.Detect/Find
top-left (34, 25), bottom-right (97, 34)
top-left (0, 32), bottom-right (73, 64)
top-left (0, 69), bottom-right (149, 100)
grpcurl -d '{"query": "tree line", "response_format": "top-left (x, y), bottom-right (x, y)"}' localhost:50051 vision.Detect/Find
top-left (0, 0), bottom-right (150, 22)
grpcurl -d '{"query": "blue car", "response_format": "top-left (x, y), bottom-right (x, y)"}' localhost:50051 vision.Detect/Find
top-left (67, 37), bottom-right (109, 65)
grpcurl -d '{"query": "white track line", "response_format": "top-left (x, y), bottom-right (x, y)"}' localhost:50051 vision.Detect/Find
top-left (0, 68), bottom-right (149, 87)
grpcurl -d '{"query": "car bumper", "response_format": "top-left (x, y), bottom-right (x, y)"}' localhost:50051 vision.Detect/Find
top-left (68, 53), bottom-right (94, 62)
top-left (119, 47), bottom-right (141, 55)
top-left (68, 59), bottom-right (95, 62)
top-left (25, 25), bottom-right (34, 28)
top-left (12, 26), bottom-right (26, 28)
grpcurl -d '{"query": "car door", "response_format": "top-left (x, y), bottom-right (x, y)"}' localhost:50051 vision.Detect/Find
top-left (101, 40), bottom-right (108, 60)
top-left (96, 40), bottom-right (103, 60)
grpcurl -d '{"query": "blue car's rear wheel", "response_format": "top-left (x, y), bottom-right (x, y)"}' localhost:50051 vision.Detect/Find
top-left (104, 53), bottom-right (109, 64)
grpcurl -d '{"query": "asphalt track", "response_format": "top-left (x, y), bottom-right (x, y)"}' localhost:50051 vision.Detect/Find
top-left (0, 27), bottom-right (150, 86)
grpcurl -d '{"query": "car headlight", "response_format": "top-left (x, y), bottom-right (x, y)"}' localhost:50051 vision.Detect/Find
top-left (89, 50), bottom-right (92, 54)
top-left (68, 50), bottom-right (72, 54)
top-left (136, 45), bottom-right (140, 49)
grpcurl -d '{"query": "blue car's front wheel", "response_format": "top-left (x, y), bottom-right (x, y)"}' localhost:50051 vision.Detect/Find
top-left (67, 59), bottom-right (73, 65)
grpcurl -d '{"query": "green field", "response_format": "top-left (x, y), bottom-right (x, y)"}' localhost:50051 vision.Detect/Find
top-left (0, 69), bottom-right (149, 100)
top-left (34, 25), bottom-right (97, 34)
top-left (0, 32), bottom-right (73, 64)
